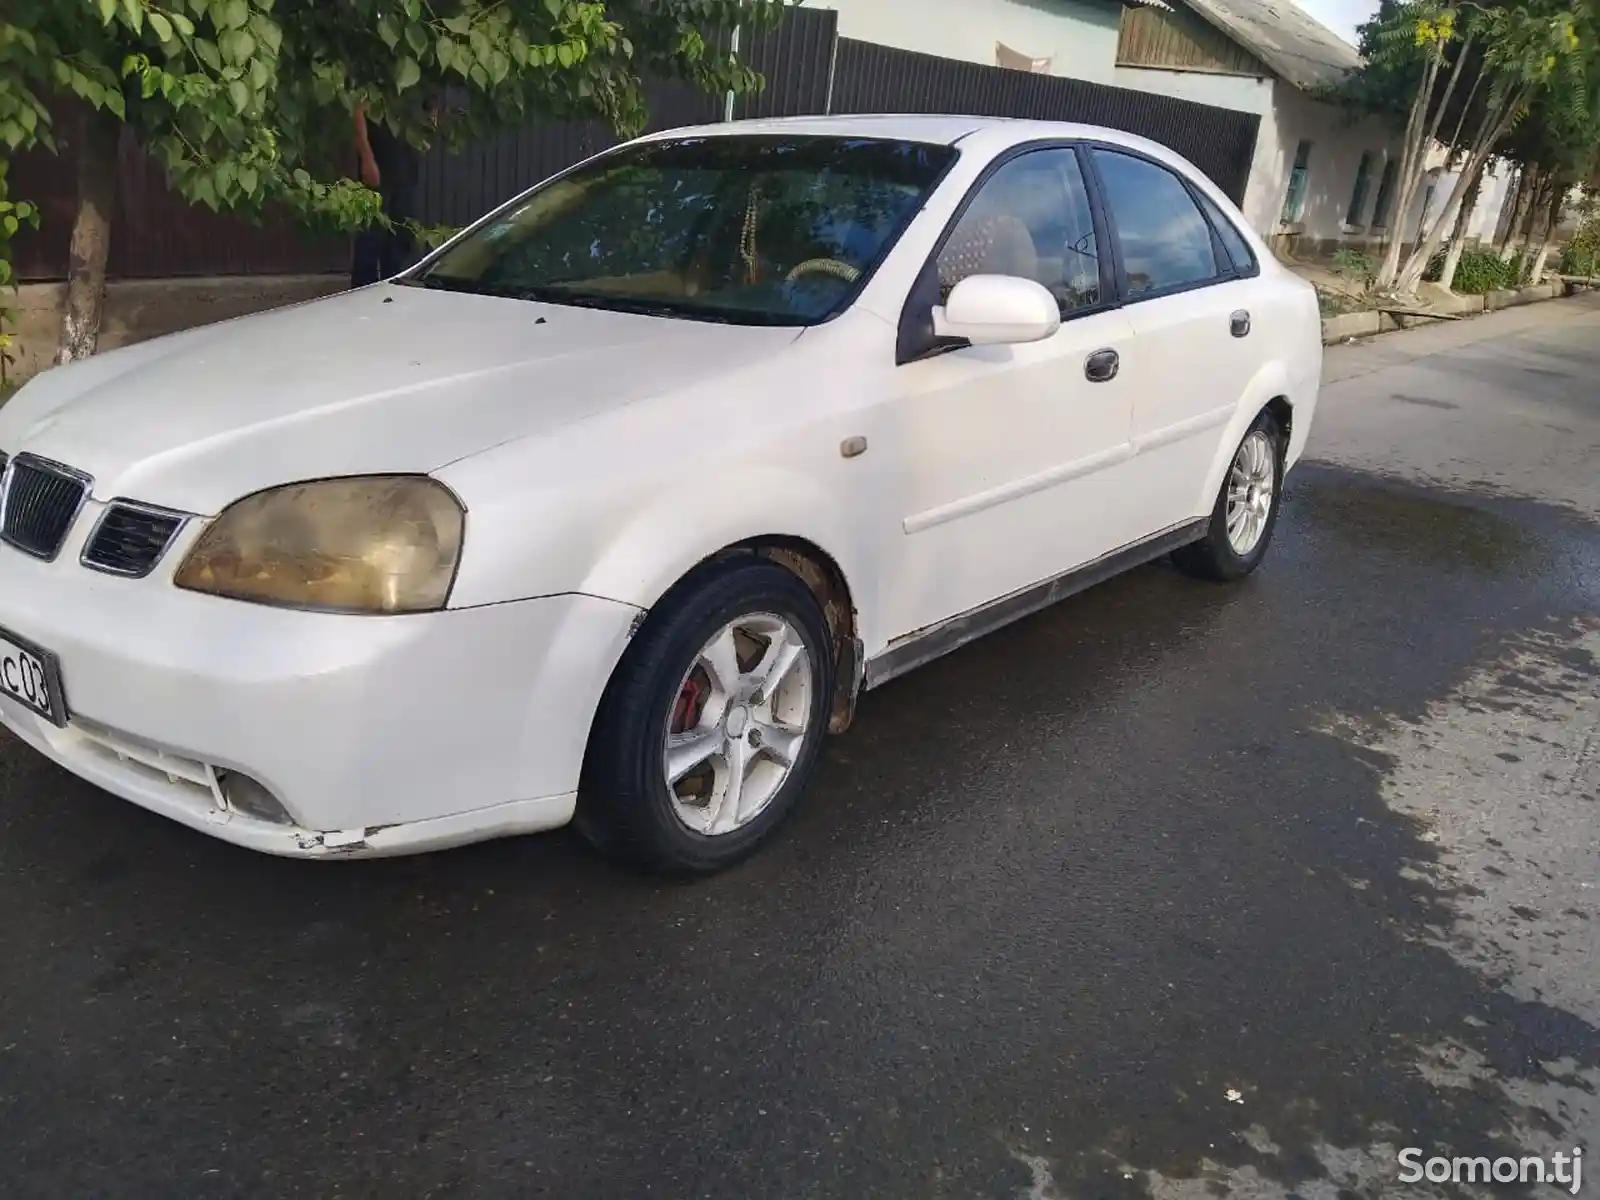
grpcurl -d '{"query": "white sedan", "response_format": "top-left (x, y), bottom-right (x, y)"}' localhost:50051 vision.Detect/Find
top-left (0, 114), bottom-right (1321, 871)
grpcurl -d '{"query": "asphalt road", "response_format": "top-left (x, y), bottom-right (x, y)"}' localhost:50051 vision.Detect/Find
top-left (2, 296), bottom-right (1598, 1200)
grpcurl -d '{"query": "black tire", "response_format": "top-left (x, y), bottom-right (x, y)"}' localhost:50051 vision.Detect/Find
top-left (1172, 408), bottom-right (1285, 582)
top-left (575, 557), bottom-right (835, 873)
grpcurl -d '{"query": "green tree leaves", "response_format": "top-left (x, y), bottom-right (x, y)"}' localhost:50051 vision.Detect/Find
top-left (0, 0), bottom-right (791, 361)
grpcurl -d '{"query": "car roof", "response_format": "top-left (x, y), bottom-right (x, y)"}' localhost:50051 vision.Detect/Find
top-left (636, 113), bottom-right (1160, 153)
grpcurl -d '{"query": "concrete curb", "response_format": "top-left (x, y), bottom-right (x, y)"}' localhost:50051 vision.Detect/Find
top-left (1322, 279), bottom-right (1568, 344)
top-left (1320, 311), bottom-right (1381, 342)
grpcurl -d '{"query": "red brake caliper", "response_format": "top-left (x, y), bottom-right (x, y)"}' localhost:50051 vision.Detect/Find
top-left (670, 674), bottom-right (708, 735)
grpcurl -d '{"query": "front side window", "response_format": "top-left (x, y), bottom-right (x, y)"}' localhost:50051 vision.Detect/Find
top-left (1092, 149), bottom-right (1221, 298)
top-left (408, 135), bottom-right (956, 326)
top-left (936, 148), bottom-right (1102, 315)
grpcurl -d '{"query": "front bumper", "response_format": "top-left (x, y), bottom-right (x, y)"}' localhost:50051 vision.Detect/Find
top-left (0, 526), bottom-right (640, 858)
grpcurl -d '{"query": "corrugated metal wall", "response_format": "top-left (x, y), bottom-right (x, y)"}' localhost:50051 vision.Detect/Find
top-left (412, 81), bottom-right (720, 229)
top-left (10, 109), bottom-right (347, 281)
top-left (829, 39), bottom-right (1261, 205)
top-left (12, 6), bottom-right (1260, 279)
top-left (734, 6), bottom-right (839, 120)
top-left (411, 6), bottom-right (839, 227)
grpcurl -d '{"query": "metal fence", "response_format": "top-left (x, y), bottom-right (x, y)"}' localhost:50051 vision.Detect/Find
top-left (12, 5), bottom-right (1259, 280)
top-left (411, 6), bottom-right (841, 227)
top-left (411, 83), bottom-right (718, 230)
top-left (733, 5), bottom-right (839, 121)
top-left (829, 39), bottom-right (1260, 205)
top-left (10, 112), bottom-right (346, 281)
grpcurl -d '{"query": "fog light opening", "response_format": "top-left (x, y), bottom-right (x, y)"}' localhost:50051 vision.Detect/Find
top-left (216, 771), bottom-right (293, 826)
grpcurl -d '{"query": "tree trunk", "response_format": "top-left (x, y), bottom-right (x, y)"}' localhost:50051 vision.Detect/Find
top-left (1528, 180), bottom-right (1567, 283)
top-left (1501, 166), bottom-right (1540, 260)
top-left (1374, 42), bottom-right (1446, 290)
top-left (1496, 166), bottom-right (1533, 254)
top-left (1529, 241), bottom-right (1552, 284)
top-left (1438, 165), bottom-right (1483, 290)
top-left (54, 108), bottom-right (121, 366)
top-left (1394, 85), bottom-right (1529, 292)
top-left (1376, 204), bottom-right (1408, 289)
top-left (1396, 144), bottom-right (1495, 292)
top-left (1508, 172), bottom-right (1548, 279)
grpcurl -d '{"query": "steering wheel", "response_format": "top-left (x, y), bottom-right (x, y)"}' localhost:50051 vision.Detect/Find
top-left (785, 258), bottom-right (862, 284)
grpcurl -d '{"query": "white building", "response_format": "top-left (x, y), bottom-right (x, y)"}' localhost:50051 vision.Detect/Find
top-left (821, 0), bottom-right (1131, 85)
top-left (1112, 0), bottom-right (1512, 254)
top-left (816, 0), bottom-right (1514, 257)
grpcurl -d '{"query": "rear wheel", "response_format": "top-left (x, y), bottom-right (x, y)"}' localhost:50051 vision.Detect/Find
top-left (1172, 408), bottom-right (1285, 582)
top-left (576, 558), bottom-right (834, 873)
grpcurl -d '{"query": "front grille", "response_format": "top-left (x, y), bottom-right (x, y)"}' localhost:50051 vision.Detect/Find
top-left (0, 455), bottom-right (91, 560)
top-left (82, 502), bottom-right (188, 577)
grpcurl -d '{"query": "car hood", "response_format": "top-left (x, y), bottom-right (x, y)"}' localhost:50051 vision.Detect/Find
top-left (0, 285), bottom-right (802, 515)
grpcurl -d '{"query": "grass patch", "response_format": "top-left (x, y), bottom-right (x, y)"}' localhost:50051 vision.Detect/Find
top-left (1317, 286), bottom-right (1373, 317)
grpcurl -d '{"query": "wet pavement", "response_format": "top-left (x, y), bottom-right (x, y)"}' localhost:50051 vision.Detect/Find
top-left (2, 296), bottom-right (1598, 1198)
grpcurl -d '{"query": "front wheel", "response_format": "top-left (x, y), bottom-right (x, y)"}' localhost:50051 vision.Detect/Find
top-left (575, 558), bottom-right (835, 873)
top-left (1172, 409), bottom-right (1285, 582)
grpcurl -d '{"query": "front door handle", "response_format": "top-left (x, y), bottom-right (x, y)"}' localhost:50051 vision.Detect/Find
top-left (1230, 309), bottom-right (1252, 338)
top-left (1084, 348), bottom-right (1120, 383)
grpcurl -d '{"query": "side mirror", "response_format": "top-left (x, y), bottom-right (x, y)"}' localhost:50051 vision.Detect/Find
top-left (932, 275), bottom-right (1061, 346)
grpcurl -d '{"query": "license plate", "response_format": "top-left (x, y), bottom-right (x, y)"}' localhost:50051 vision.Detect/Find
top-left (0, 626), bottom-right (66, 726)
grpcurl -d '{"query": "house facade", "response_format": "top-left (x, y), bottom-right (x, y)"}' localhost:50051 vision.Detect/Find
top-left (815, 0), bottom-right (1514, 259)
top-left (1111, 0), bottom-right (1513, 256)
top-left (821, 0), bottom-right (1130, 85)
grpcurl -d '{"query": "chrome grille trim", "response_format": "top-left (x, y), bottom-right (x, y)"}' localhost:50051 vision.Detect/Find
top-left (0, 454), bottom-right (94, 562)
top-left (81, 499), bottom-right (191, 579)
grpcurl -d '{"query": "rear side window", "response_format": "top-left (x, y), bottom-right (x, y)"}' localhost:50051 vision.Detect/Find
top-left (1195, 189), bottom-right (1256, 274)
top-left (1092, 150), bottom-right (1221, 298)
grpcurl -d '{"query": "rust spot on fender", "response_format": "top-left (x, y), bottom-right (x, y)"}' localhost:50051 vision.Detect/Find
top-left (758, 546), bottom-right (861, 734)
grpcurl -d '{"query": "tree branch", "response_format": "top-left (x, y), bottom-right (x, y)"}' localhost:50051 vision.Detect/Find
top-left (1423, 28), bottom-right (1474, 152)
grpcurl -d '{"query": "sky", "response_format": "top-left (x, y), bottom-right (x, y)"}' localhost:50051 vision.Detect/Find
top-left (1294, 0), bottom-right (1380, 47)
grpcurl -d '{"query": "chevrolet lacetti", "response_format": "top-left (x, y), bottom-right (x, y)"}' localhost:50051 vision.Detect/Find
top-left (0, 114), bottom-right (1321, 872)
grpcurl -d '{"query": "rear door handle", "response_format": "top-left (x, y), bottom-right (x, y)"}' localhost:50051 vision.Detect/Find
top-left (1084, 348), bottom-right (1120, 383)
top-left (1230, 309), bottom-right (1252, 338)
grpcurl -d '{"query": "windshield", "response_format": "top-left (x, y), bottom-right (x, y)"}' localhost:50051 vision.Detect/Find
top-left (405, 134), bottom-right (958, 326)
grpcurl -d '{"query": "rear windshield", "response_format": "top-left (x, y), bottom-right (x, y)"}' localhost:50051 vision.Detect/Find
top-left (405, 135), bottom-right (957, 326)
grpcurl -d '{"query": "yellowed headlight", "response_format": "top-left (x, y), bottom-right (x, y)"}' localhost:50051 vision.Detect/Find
top-left (174, 477), bottom-right (465, 614)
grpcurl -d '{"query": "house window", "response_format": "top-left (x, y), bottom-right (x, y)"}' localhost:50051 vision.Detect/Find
top-left (1346, 152), bottom-right (1374, 226)
top-left (1280, 139), bottom-right (1312, 224)
top-left (1371, 159), bottom-right (1399, 229)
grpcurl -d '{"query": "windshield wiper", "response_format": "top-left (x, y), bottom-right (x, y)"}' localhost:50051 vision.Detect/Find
top-left (397, 273), bottom-right (494, 295)
top-left (514, 287), bottom-right (739, 324)
top-left (400, 277), bottom-right (775, 325)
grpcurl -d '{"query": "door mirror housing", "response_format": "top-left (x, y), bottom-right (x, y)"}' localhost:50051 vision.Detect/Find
top-left (932, 275), bottom-right (1061, 346)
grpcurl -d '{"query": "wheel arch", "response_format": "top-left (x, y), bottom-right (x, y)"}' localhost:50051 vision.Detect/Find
top-left (628, 535), bottom-right (864, 737)
top-left (1197, 360), bottom-right (1294, 515)
top-left (1263, 395), bottom-right (1293, 446)
top-left (579, 492), bottom-right (870, 738)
